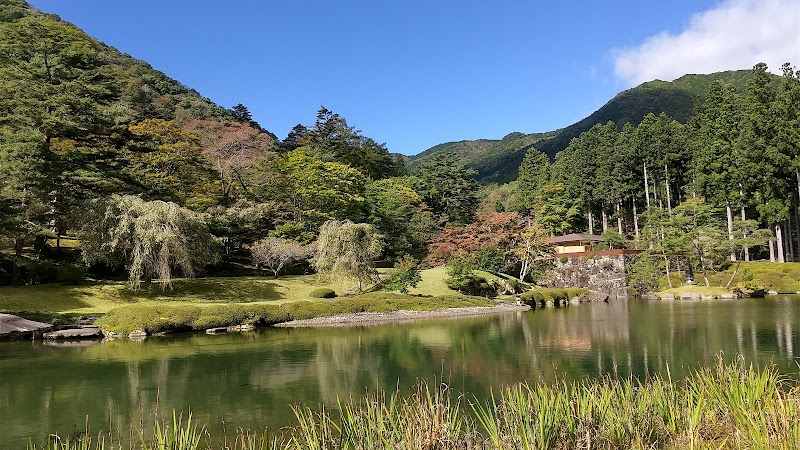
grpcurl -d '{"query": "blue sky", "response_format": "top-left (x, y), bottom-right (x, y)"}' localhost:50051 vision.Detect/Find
top-left (30, 0), bottom-right (799, 155)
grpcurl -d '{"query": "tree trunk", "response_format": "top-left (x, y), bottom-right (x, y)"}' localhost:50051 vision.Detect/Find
top-left (796, 169), bottom-right (800, 260)
top-left (601, 207), bottom-right (608, 233)
top-left (740, 188), bottom-right (750, 261)
top-left (644, 164), bottom-right (650, 209)
top-left (726, 260), bottom-right (742, 290)
top-left (617, 200), bottom-right (623, 234)
top-left (664, 254), bottom-right (673, 289)
top-left (777, 224), bottom-right (785, 263)
top-left (696, 245), bottom-right (710, 287)
top-left (726, 199), bottom-right (735, 262)
top-left (588, 211), bottom-right (594, 235)
top-left (12, 238), bottom-right (24, 286)
top-left (664, 162), bottom-right (672, 213)
top-left (787, 219), bottom-right (794, 262)
top-left (653, 175), bottom-right (659, 204)
top-left (769, 237), bottom-right (776, 263)
top-left (633, 199), bottom-right (640, 241)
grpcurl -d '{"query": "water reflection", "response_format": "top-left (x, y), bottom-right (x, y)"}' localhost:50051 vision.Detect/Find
top-left (1, 296), bottom-right (799, 448)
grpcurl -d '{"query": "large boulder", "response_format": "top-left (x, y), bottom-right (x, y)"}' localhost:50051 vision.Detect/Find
top-left (44, 327), bottom-right (103, 340)
top-left (0, 313), bottom-right (53, 340)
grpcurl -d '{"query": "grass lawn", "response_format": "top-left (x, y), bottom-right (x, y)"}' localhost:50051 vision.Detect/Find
top-left (0, 275), bottom-right (338, 316)
top-left (708, 261), bottom-right (800, 293)
top-left (656, 261), bottom-right (800, 295)
top-left (406, 266), bottom-right (461, 297)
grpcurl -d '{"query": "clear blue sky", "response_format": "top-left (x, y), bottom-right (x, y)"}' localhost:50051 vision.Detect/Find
top-left (29, 0), bottom-right (794, 155)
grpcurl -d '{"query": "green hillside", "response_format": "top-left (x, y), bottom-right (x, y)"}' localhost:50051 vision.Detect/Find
top-left (410, 70), bottom-right (775, 183)
top-left (408, 131), bottom-right (556, 183)
top-left (0, 0), bottom-right (243, 126)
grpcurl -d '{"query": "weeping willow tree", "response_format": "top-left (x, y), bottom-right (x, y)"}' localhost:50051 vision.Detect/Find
top-left (80, 195), bottom-right (219, 290)
top-left (312, 220), bottom-right (383, 291)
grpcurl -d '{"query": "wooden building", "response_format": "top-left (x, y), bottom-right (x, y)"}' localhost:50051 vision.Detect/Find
top-left (548, 233), bottom-right (605, 255)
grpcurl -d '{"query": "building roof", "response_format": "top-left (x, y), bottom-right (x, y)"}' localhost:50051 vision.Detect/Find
top-left (548, 233), bottom-right (605, 244)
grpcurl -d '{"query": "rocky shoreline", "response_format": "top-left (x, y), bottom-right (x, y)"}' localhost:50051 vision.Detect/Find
top-left (275, 303), bottom-right (531, 328)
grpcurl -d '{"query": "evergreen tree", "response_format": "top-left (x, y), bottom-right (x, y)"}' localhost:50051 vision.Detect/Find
top-left (412, 153), bottom-right (479, 226)
top-left (511, 147), bottom-right (550, 214)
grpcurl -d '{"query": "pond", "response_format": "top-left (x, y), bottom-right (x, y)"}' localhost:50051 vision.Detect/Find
top-left (2, 295), bottom-right (799, 448)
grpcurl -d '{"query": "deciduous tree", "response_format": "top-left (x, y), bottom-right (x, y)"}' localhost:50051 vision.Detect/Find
top-left (312, 220), bottom-right (383, 291)
top-left (80, 195), bottom-right (219, 290)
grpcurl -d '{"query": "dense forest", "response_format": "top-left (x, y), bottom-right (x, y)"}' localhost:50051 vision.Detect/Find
top-left (1, 0), bottom-right (798, 295)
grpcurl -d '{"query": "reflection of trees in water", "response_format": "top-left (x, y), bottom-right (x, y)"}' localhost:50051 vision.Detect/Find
top-left (3, 297), bottom-right (799, 448)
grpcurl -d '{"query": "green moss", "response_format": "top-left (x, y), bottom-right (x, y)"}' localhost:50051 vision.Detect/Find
top-left (94, 293), bottom-right (495, 334)
top-left (520, 287), bottom-right (588, 306)
top-left (309, 288), bottom-right (336, 298)
top-left (95, 305), bottom-right (201, 334)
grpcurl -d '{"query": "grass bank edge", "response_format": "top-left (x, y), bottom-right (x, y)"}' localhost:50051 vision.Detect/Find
top-left (95, 292), bottom-right (494, 335)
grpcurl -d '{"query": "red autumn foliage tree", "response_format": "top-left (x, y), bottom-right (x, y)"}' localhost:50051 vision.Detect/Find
top-left (426, 212), bottom-right (526, 267)
top-left (186, 120), bottom-right (274, 200)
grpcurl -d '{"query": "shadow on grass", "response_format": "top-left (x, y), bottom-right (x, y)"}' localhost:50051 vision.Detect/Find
top-left (119, 277), bottom-right (287, 303)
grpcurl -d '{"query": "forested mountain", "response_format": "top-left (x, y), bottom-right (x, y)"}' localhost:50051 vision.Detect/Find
top-left (0, 0), bottom-right (420, 286)
top-left (0, 1), bottom-right (245, 123)
top-left (407, 131), bottom-right (556, 183)
top-left (410, 70), bottom-right (777, 183)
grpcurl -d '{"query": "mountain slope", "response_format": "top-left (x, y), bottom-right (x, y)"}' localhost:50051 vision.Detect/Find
top-left (410, 70), bottom-right (773, 183)
top-left (0, 0), bottom-right (245, 127)
top-left (407, 131), bottom-right (556, 184)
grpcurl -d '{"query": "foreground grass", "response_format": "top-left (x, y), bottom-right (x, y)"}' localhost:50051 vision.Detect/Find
top-left (29, 360), bottom-right (800, 450)
top-left (95, 293), bottom-right (494, 334)
top-left (0, 276), bottom-right (340, 317)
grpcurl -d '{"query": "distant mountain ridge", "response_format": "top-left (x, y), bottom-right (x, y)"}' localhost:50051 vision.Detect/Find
top-left (409, 70), bottom-right (770, 183)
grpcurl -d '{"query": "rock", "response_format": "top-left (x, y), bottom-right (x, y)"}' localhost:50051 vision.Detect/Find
top-left (128, 330), bottom-right (147, 340)
top-left (721, 293), bottom-right (736, 299)
top-left (44, 327), bottom-right (103, 340)
top-left (660, 294), bottom-right (675, 301)
top-left (680, 292), bottom-right (700, 300)
top-left (206, 327), bottom-right (228, 334)
top-left (701, 295), bottom-right (716, 300)
top-left (0, 313), bottom-right (52, 340)
top-left (227, 324), bottom-right (255, 332)
top-left (101, 329), bottom-right (121, 340)
top-left (734, 288), bottom-right (767, 298)
top-left (545, 300), bottom-right (554, 307)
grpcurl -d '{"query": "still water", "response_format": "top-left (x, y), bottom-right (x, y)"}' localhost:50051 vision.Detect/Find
top-left (2, 296), bottom-right (799, 447)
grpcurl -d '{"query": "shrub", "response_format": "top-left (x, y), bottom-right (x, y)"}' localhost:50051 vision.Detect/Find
top-left (472, 245), bottom-right (506, 274)
top-left (17, 258), bottom-right (58, 285)
top-left (628, 253), bottom-right (661, 295)
top-left (520, 288), bottom-right (588, 306)
top-left (282, 301), bottom-right (337, 320)
top-left (445, 255), bottom-right (478, 293)
top-left (309, 288), bottom-right (336, 298)
top-left (56, 263), bottom-right (87, 283)
top-left (95, 305), bottom-right (201, 334)
top-left (379, 256), bottom-right (422, 293)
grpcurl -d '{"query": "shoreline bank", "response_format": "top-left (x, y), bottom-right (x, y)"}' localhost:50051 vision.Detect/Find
top-left (275, 303), bottom-right (530, 327)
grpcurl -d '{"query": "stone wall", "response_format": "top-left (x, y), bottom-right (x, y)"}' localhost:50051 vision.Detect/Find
top-left (543, 253), bottom-right (630, 297)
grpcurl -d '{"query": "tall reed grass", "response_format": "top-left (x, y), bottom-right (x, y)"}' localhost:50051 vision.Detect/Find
top-left (27, 359), bottom-right (800, 450)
